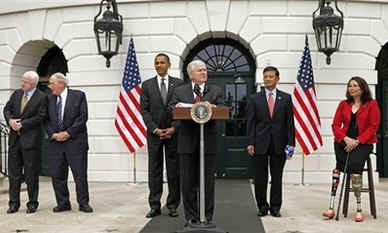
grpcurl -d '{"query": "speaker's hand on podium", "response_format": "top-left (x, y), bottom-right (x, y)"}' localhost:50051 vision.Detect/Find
top-left (175, 102), bottom-right (193, 108)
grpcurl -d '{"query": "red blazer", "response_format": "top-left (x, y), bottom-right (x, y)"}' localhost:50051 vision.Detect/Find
top-left (332, 99), bottom-right (380, 144)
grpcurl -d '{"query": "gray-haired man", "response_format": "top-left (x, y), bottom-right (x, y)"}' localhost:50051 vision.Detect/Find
top-left (3, 71), bottom-right (47, 214)
top-left (45, 72), bottom-right (93, 213)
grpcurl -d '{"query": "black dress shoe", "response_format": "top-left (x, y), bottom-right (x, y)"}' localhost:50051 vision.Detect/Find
top-left (26, 206), bottom-right (37, 214)
top-left (184, 219), bottom-right (199, 227)
top-left (168, 208), bottom-right (178, 217)
top-left (79, 204), bottom-right (93, 213)
top-left (257, 208), bottom-right (268, 217)
top-left (6, 206), bottom-right (19, 214)
top-left (53, 205), bottom-right (71, 213)
top-left (270, 210), bottom-right (281, 217)
top-left (145, 208), bottom-right (161, 218)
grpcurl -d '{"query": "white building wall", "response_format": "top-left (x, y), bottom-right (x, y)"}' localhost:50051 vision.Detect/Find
top-left (0, 0), bottom-right (387, 183)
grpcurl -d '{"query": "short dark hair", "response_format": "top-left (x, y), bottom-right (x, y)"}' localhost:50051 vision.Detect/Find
top-left (263, 66), bottom-right (279, 77)
top-left (155, 53), bottom-right (170, 63)
top-left (346, 76), bottom-right (372, 104)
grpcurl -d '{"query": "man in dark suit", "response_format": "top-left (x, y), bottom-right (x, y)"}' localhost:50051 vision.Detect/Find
top-left (3, 71), bottom-right (47, 214)
top-left (169, 60), bottom-right (224, 225)
top-left (45, 72), bottom-right (93, 213)
top-left (247, 66), bottom-right (295, 218)
top-left (140, 53), bottom-right (183, 218)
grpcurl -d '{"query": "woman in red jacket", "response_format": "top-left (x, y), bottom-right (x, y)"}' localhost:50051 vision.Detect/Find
top-left (323, 76), bottom-right (380, 222)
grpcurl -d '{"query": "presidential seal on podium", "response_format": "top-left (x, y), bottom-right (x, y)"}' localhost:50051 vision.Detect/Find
top-left (191, 101), bottom-right (213, 124)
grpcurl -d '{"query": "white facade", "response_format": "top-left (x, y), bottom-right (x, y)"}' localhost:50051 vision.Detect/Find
top-left (0, 0), bottom-right (386, 183)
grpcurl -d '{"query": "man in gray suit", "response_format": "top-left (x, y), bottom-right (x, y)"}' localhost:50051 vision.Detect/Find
top-left (141, 53), bottom-right (183, 218)
top-left (45, 72), bottom-right (93, 213)
top-left (3, 71), bottom-right (47, 214)
top-left (169, 60), bottom-right (224, 225)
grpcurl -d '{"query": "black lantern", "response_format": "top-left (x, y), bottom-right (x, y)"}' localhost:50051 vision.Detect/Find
top-left (94, 0), bottom-right (123, 68)
top-left (312, 0), bottom-right (344, 65)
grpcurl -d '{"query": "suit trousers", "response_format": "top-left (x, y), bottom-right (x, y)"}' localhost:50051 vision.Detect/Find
top-left (253, 138), bottom-right (286, 211)
top-left (50, 150), bottom-right (89, 207)
top-left (8, 138), bottom-right (39, 208)
top-left (180, 151), bottom-right (216, 222)
top-left (147, 135), bottom-right (180, 210)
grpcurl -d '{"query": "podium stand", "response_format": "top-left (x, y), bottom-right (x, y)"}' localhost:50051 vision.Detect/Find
top-left (173, 104), bottom-right (229, 233)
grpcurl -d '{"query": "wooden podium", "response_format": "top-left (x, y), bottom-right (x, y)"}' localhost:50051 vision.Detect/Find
top-left (173, 105), bottom-right (229, 233)
top-left (173, 107), bottom-right (229, 120)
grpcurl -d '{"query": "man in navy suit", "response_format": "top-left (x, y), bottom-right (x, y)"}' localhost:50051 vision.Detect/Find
top-left (45, 72), bottom-right (93, 213)
top-left (141, 53), bottom-right (183, 218)
top-left (246, 66), bottom-right (295, 218)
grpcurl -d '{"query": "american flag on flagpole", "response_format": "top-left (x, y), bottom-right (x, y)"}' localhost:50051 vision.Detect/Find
top-left (114, 38), bottom-right (147, 153)
top-left (292, 35), bottom-right (323, 155)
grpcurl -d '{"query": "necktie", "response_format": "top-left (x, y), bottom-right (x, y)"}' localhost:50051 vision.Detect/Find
top-left (194, 84), bottom-right (202, 103)
top-left (268, 92), bottom-right (275, 117)
top-left (57, 96), bottom-right (63, 130)
top-left (21, 93), bottom-right (28, 113)
top-left (160, 78), bottom-right (167, 105)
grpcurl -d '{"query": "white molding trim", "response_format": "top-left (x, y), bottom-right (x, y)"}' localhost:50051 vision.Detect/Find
top-left (1, 0), bottom-right (388, 16)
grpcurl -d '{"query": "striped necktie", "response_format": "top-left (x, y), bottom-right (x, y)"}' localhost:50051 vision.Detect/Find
top-left (57, 96), bottom-right (63, 130)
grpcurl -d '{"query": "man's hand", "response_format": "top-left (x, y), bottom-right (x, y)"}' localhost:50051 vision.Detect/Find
top-left (154, 128), bottom-right (164, 137)
top-left (52, 131), bottom-right (71, 141)
top-left (51, 133), bottom-right (60, 141)
top-left (247, 145), bottom-right (255, 157)
top-left (9, 119), bottom-right (21, 131)
top-left (160, 127), bottom-right (175, 140)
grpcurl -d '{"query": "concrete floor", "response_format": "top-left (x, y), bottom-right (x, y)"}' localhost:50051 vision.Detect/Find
top-left (0, 178), bottom-right (388, 233)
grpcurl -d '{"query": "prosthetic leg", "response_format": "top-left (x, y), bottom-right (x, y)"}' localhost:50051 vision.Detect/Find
top-left (352, 174), bottom-right (364, 222)
top-left (323, 168), bottom-right (340, 219)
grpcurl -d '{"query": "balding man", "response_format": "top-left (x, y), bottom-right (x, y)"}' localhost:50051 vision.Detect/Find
top-left (3, 71), bottom-right (47, 214)
top-left (45, 73), bottom-right (93, 213)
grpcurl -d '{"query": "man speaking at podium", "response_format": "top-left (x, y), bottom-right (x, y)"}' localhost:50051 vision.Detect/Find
top-left (170, 60), bottom-right (224, 226)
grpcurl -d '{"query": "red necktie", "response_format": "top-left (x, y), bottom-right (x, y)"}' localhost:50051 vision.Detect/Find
top-left (194, 84), bottom-right (202, 103)
top-left (195, 94), bottom-right (201, 103)
top-left (268, 92), bottom-right (274, 117)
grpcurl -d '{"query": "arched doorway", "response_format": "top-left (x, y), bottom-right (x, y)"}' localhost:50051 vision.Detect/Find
top-left (10, 41), bottom-right (68, 176)
top-left (375, 43), bottom-right (388, 177)
top-left (37, 45), bottom-right (68, 176)
top-left (183, 38), bottom-right (256, 178)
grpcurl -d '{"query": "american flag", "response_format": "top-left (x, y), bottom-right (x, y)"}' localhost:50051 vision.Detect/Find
top-left (292, 36), bottom-right (323, 155)
top-left (114, 38), bottom-right (147, 153)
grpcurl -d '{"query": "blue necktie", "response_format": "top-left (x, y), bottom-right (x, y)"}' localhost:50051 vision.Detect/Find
top-left (57, 96), bottom-right (63, 130)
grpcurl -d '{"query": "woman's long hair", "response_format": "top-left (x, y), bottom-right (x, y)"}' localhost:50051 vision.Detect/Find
top-left (345, 76), bottom-right (372, 104)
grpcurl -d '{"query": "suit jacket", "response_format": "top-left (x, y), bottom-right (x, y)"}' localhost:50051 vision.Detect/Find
top-left (3, 89), bottom-right (47, 150)
top-left (140, 76), bottom-right (183, 140)
top-left (45, 89), bottom-right (89, 154)
top-left (246, 88), bottom-right (295, 155)
top-left (169, 83), bottom-right (224, 154)
top-left (332, 99), bottom-right (380, 144)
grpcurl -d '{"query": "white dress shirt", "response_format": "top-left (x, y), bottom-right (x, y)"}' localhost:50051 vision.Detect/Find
top-left (157, 74), bottom-right (169, 92)
top-left (25, 88), bottom-right (36, 101)
top-left (57, 88), bottom-right (68, 121)
top-left (264, 88), bottom-right (277, 103)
